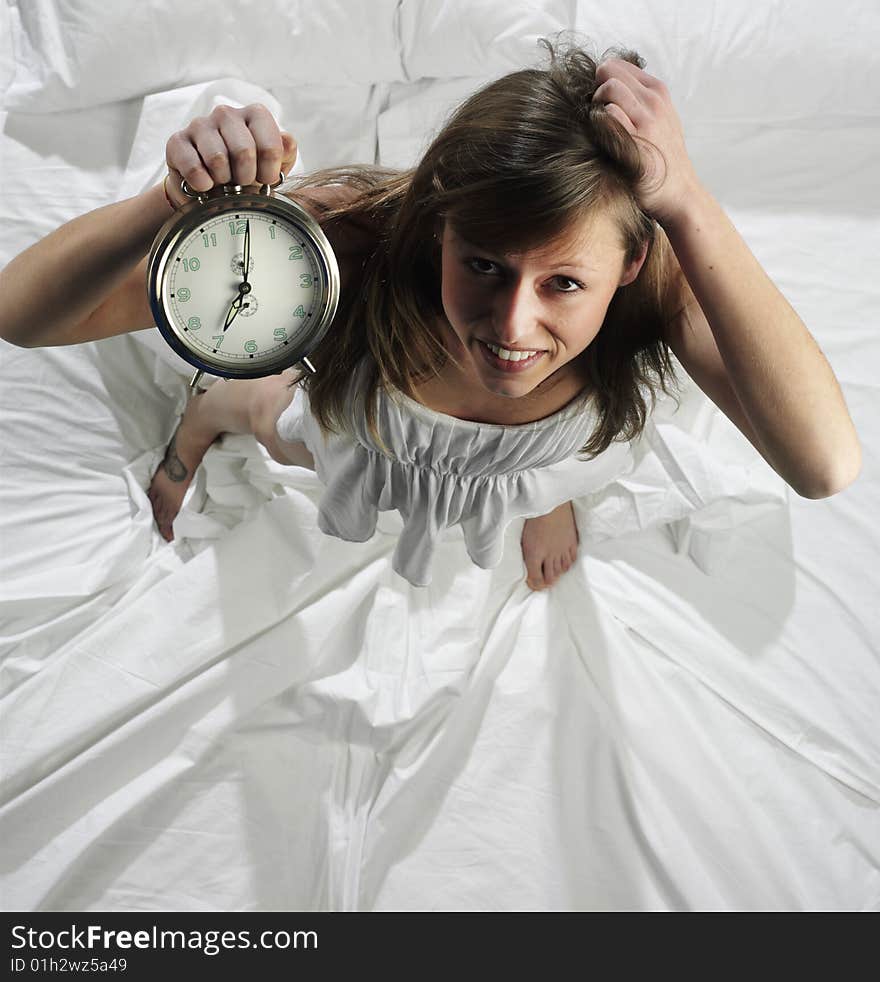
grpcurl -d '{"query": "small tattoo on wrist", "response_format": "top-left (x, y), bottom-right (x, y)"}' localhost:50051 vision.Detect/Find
top-left (162, 430), bottom-right (188, 482)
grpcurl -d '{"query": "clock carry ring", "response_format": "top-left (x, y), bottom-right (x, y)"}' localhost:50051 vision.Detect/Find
top-left (178, 171), bottom-right (286, 208)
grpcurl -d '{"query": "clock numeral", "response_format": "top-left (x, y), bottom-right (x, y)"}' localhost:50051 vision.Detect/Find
top-left (289, 245), bottom-right (304, 261)
top-left (183, 257), bottom-right (201, 272)
top-left (212, 335), bottom-right (225, 348)
top-left (274, 328), bottom-right (287, 340)
top-left (187, 317), bottom-right (202, 331)
top-left (202, 232), bottom-right (218, 248)
top-left (177, 287), bottom-right (191, 302)
top-left (244, 340), bottom-right (258, 353)
top-left (228, 220), bottom-right (248, 236)
top-left (269, 226), bottom-right (276, 240)
top-left (299, 273), bottom-right (313, 288)
top-left (293, 305), bottom-right (306, 318)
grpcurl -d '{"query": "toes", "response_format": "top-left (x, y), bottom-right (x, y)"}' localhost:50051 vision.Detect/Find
top-left (525, 553), bottom-right (579, 591)
top-left (528, 560), bottom-right (558, 591)
top-left (522, 539), bottom-right (580, 591)
top-left (525, 561), bottom-right (546, 591)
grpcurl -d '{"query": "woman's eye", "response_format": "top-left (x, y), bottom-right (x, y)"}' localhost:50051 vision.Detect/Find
top-left (554, 276), bottom-right (584, 293)
top-left (465, 257), bottom-right (499, 275)
top-left (464, 258), bottom-right (584, 293)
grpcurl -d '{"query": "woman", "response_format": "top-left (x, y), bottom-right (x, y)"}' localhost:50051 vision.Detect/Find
top-left (0, 36), bottom-right (861, 590)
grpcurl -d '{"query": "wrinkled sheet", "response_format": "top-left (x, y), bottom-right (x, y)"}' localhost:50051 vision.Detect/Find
top-left (1, 2), bottom-right (878, 911)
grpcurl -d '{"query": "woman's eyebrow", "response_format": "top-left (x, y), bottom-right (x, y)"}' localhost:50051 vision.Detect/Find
top-left (453, 233), bottom-right (599, 272)
top-left (552, 260), bottom-right (599, 271)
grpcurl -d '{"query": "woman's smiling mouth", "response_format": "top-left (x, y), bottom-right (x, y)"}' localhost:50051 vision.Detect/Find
top-left (478, 339), bottom-right (547, 372)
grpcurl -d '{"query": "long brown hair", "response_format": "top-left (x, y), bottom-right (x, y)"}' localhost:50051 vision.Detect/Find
top-left (281, 32), bottom-right (685, 459)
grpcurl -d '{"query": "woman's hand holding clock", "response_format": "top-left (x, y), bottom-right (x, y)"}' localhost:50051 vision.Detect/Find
top-left (149, 100), bottom-right (340, 382)
top-left (164, 103), bottom-right (298, 209)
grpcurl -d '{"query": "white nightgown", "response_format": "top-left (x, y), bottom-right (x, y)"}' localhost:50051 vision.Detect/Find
top-left (275, 358), bottom-right (633, 586)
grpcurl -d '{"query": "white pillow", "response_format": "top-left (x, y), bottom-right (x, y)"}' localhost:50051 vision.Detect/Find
top-left (568, 0), bottom-right (880, 121)
top-left (270, 82), bottom-right (383, 171)
top-left (398, 0), bottom-right (571, 82)
top-left (0, 0), bottom-right (15, 99)
top-left (3, 0), bottom-right (405, 113)
top-left (399, 0), bottom-right (880, 121)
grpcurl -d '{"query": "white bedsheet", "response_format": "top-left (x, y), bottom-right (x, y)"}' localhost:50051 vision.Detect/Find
top-left (1, 1), bottom-right (878, 911)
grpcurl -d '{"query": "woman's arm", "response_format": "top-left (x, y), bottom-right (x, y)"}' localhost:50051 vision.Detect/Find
top-left (0, 103), bottom-right (298, 349)
top-left (0, 181), bottom-right (174, 348)
top-left (662, 188), bottom-right (862, 499)
top-left (593, 57), bottom-right (861, 499)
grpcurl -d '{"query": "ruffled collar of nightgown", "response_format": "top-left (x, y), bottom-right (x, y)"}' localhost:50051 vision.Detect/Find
top-left (346, 358), bottom-right (600, 475)
top-left (301, 359), bottom-right (608, 586)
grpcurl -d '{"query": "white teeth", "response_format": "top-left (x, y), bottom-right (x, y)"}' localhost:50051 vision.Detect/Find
top-left (485, 342), bottom-right (540, 361)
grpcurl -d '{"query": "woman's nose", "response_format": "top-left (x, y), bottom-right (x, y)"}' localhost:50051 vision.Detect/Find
top-left (492, 280), bottom-right (543, 345)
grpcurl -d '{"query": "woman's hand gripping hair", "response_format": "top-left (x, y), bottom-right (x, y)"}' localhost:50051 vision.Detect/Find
top-left (593, 58), bottom-right (702, 228)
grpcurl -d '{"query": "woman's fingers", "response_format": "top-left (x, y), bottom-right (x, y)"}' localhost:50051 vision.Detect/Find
top-left (602, 101), bottom-right (636, 136)
top-left (239, 103), bottom-right (287, 185)
top-left (593, 58), bottom-right (671, 137)
top-left (166, 127), bottom-right (217, 193)
top-left (593, 75), bottom-right (649, 129)
top-left (596, 57), bottom-right (657, 94)
top-left (165, 103), bottom-right (293, 195)
top-left (163, 165), bottom-right (191, 209)
top-left (280, 130), bottom-right (298, 178)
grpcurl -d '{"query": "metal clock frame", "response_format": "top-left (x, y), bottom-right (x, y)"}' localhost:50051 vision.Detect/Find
top-left (146, 178), bottom-right (341, 387)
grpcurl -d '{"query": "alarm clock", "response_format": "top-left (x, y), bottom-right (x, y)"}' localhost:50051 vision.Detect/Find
top-left (146, 174), bottom-right (340, 392)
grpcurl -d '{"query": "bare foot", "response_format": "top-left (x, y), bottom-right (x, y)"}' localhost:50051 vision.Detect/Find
top-left (521, 500), bottom-right (580, 591)
top-left (147, 393), bottom-right (216, 541)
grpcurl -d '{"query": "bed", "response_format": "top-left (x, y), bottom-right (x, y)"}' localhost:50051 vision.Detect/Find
top-left (1, 0), bottom-right (878, 911)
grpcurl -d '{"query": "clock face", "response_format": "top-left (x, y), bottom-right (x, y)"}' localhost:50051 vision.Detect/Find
top-left (160, 207), bottom-right (327, 370)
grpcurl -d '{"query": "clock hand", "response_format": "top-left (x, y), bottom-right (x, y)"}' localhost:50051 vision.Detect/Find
top-left (222, 278), bottom-right (254, 333)
top-left (222, 290), bottom-right (244, 333)
top-left (242, 219), bottom-right (250, 285)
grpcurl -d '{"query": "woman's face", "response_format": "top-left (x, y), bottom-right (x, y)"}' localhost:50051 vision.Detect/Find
top-left (437, 210), bottom-right (647, 400)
